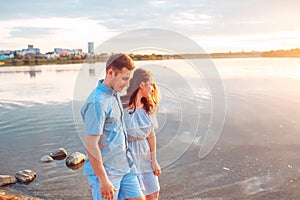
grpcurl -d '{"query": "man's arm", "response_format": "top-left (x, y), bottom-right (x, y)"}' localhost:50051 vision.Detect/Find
top-left (85, 134), bottom-right (117, 199)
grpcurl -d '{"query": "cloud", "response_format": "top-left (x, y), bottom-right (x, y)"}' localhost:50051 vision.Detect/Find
top-left (93, 28), bottom-right (207, 54)
top-left (0, 0), bottom-right (82, 19)
top-left (1, 0), bottom-right (300, 52)
top-left (10, 27), bottom-right (60, 38)
top-left (0, 17), bottom-right (117, 52)
top-left (2, 0), bottom-right (300, 36)
top-left (195, 29), bottom-right (300, 52)
top-left (170, 11), bottom-right (211, 25)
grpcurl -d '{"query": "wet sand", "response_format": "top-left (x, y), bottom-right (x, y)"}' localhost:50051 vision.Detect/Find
top-left (159, 144), bottom-right (300, 199)
top-left (159, 77), bottom-right (300, 199)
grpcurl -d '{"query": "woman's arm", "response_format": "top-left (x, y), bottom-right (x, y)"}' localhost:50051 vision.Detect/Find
top-left (147, 128), bottom-right (161, 176)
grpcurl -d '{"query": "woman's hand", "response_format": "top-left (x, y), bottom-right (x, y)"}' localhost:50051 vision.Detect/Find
top-left (151, 160), bottom-right (161, 176)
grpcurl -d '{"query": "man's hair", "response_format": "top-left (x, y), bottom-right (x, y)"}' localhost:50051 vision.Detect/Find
top-left (106, 53), bottom-right (135, 73)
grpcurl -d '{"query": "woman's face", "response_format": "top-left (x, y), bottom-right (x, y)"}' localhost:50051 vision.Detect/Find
top-left (140, 80), bottom-right (154, 98)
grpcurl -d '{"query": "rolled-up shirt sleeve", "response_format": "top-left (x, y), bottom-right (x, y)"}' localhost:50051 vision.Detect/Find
top-left (81, 102), bottom-right (105, 135)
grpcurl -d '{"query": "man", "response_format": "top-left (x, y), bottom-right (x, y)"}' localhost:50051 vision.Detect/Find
top-left (81, 53), bottom-right (144, 200)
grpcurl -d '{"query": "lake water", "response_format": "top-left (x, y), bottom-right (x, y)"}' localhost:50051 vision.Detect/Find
top-left (0, 58), bottom-right (300, 199)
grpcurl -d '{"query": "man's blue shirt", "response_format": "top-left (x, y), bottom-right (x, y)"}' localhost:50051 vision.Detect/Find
top-left (81, 80), bottom-right (130, 176)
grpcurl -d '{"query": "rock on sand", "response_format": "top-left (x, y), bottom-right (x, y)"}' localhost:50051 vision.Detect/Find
top-left (40, 155), bottom-right (53, 162)
top-left (49, 148), bottom-right (68, 160)
top-left (66, 152), bottom-right (86, 169)
top-left (0, 175), bottom-right (17, 187)
top-left (15, 170), bottom-right (36, 184)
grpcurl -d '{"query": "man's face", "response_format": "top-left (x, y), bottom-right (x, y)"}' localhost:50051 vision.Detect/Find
top-left (111, 67), bottom-right (133, 92)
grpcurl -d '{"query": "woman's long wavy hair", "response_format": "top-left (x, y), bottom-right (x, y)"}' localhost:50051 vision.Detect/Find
top-left (121, 68), bottom-right (159, 114)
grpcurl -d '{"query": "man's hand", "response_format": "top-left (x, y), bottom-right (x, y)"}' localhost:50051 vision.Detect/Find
top-left (100, 179), bottom-right (117, 200)
top-left (85, 135), bottom-right (116, 199)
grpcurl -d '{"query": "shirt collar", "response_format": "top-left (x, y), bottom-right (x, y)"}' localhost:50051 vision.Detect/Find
top-left (97, 79), bottom-right (118, 96)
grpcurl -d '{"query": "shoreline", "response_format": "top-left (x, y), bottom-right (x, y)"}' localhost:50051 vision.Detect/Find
top-left (1, 53), bottom-right (300, 67)
top-left (1, 48), bottom-right (300, 67)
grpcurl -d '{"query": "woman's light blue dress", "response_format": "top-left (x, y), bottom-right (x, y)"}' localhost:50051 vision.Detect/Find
top-left (124, 109), bottom-right (160, 195)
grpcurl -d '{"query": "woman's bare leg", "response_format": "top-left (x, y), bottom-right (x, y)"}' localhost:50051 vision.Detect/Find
top-left (145, 191), bottom-right (159, 200)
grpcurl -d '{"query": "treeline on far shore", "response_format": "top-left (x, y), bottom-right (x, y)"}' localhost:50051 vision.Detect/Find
top-left (1, 48), bottom-right (300, 67)
top-left (2, 56), bottom-right (108, 67)
top-left (0, 54), bottom-right (164, 67)
top-left (261, 48), bottom-right (300, 57)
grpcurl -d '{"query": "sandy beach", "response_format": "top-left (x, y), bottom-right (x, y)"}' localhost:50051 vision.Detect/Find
top-left (159, 144), bottom-right (300, 199)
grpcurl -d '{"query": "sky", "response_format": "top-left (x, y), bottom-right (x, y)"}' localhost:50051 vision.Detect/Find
top-left (1, 0), bottom-right (300, 53)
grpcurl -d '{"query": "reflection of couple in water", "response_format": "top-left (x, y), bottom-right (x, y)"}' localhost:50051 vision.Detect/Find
top-left (81, 53), bottom-right (161, 200)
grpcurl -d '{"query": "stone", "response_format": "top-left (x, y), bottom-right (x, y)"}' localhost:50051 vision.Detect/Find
top-left (0, 193), bottom-right (23, 200)
top-left (0, 175), bottom-right (17, 187)
top-left (67, 161), bottom-right (85, 170)
top-left (41, 155), bottom-right (53, 162)
top-left (15, 170), bottom-right (36, 184)
top-left (0, 192), bottom-right (40, 200)
top-left (49, 148), bottom-right (68, 160)
top-left (66, 152), bottom-right (86, 169)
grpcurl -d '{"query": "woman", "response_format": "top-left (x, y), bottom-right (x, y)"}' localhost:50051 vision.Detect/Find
top-left (121, 68), bottom-right (161, 200)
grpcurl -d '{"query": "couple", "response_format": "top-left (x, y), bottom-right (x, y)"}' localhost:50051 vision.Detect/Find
top-left (81, 53), bottom-right (161, 200)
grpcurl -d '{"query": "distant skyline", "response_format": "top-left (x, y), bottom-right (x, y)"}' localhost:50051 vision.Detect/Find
top-left (1, 0), bottom-right (300, 53)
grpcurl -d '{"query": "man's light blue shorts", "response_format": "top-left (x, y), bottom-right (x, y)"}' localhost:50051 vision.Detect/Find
top-left (87, 171), bottom-right (143, 200)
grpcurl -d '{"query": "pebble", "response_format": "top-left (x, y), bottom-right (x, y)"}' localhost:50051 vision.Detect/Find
top-left (222, 167), bottom-right (230, 171)
top-left (0, 175), bottom-right (17, 187)
top-left (50, 148), bottom-right (68, 160)
top-left (66, 152), bottom-right (86, 169)
top-left (15, 169), bottom-right (36, 184)
top-left (0, 192), bottom-right (40, 200)
top-left (0, 193), bottom-right (23, 200)
top-left (41, 155), bottom-right (53, 162)
top-left (67, 161), bottom-right (85, 170)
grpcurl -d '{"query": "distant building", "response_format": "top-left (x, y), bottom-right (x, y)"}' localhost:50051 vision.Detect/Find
top-left (88, 42), bottom-right (94, 54)
top-left (0, 50), bottom-right (14, 60)
top-left (10, 45), bottom-right (41, 56)
top-left (54, 48), bottom-right (82, 55)
top-left (45, 52), bottom-right (59, 59)
top-left (23, 44), bottom-right (40, 55)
